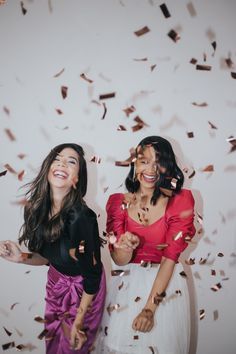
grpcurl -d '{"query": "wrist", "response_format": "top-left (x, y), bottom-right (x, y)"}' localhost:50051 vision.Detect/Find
top-left (19, 252), bottom-right (33, 263)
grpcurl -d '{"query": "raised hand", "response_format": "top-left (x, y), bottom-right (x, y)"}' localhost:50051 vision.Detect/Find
top-left (115, 231), bottom-right (140, 252)
top-left (0, 240), bottom-right (22, 263)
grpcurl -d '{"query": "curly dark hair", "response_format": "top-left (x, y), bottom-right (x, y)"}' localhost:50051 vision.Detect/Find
top-left (125, 136), bottom-right (184, 204)
top-left (19, 143), bottom-right (87, 251)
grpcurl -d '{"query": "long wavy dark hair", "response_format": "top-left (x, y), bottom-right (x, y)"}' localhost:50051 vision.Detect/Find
top-left (125, 136), bottom-right (184, 204)
top-left (19, 143), bottom-right (87, 251)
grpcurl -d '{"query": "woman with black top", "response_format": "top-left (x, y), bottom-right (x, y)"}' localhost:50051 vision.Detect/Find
top-left (0, 143), bottom-right (106, 354)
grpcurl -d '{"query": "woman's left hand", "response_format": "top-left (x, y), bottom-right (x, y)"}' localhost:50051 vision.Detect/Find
top-left (132, 308), bottom-right (154, 333)
top-left (70, 318), bottom-right (87, 350)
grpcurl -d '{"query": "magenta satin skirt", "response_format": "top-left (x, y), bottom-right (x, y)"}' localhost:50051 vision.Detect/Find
top-left (44, 265), bottom-right (106, 354)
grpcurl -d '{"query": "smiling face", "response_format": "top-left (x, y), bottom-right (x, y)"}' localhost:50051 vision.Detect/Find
top-left (47, 148), bottom-right (80, 193)
top-left (135, 145), bottom-right (159, 191)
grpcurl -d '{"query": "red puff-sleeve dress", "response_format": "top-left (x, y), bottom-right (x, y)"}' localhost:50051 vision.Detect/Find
top-left (96, 189), bottom-right (196, 354)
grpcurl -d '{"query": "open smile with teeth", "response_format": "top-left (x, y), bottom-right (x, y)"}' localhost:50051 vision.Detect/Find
top-left (53, 170), bottom-right (69, 179)
top-left (142, 173), bottom-right (157, 183)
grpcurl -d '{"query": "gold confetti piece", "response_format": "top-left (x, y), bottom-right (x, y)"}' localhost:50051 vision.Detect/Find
top-left (99, 92), bottom-right (116, 100)
top-left (17, 170), bottom-right (25, 181)
top-left (15, 344), bottom-right (27, 351)
top-left (38, 329), bottom-right (48, 340)
top-left (213, 310), bottom-right (219, 321)
top-left (34, 316), bottom-right (48, 323)
top-left (175, 290), bottom-right (182, 295)
top-left (80, 73), bottom-right (93, 83)
top-left (106, 303), bottom-right (120, 316)
top-left (186, 2), bottom-right (197, 17)
top-left (4, 164), bottom-right (17, 174)
top-left (133, 57), bottom-right (148, 62)
top-left (149, 346), bottom-right (155, 354)
top-left (167, 29), bottom-right (180, 42)
top-left (196, 64), bottom-right (212, 71)
top-left (118, 282), bottom-right (124, 290)
top-left (179, 271), bottom-right (187, 278)
top-left (150, 64), bottom-right (157, 71)
top-left (61, 86), bottom-right (68, 99)
top-left (217, 252), bottom-right (224, 257)
top-left (222, 277), bottom-right (229, 281)
top-left (134, 296), bottom-right (141, 302)
top-left (231, 72), bottom-right (236, 79)
top-left (20, 1), bottom-right (27, 15)
top-left (187, 131), bottom-right (194, 138)
top-left (10, 302), bottom-right (19, 310)
top-left (211, 269), bottom-right (216, 276)
top-left (104, 326), bottom-right (108, 336)
top-left (3, 106), bottom-right (10, 115)
top-left (123, 105), bottom-right (136, 117)
top-left (156, 243), bottom-right (168, 250)
top-left (134, 26), bottom-right (150, 37)
top-left (225, 57), bottom-right (234, 68)
top-left (25, 270), bottom-right (31, 274)
top-left (160, 3), bottom-right (171, 18)
top-left (2, 342), bottom-right (15, 350)
top-left (17, 153), bottom-right (26, 159)
top-left (173, 231), bottom-right (183, 241)
top-left (53, 68), bottom-right (65, 78)
top-left (190, 58), bottom-right (197, 65)
top-left (90, 156), bottom-right (101, 164)
top-left (4, 128), bottom-right (16, 141)
top-left (185, 258), bottom-right (195, 265)
top-left (111, 270), bottom-right (130, 276)
top-left (192, 102), bottom-right (208, 107)
top-left (117, 125), bottom-right (127, 131)
top-left (3, 327), bottom-right (12, 336)
top-left (101, 102), bottom-right (107, 120)
top-left (55, 108), bottom-right (63, 115)
top-left (211, 41), bottom-right (217, 56)
top-left (140, 260), bottom-right (151, 268)
top-left (202, 164), bottom-right (214, 172)
top-left (208, 121), bottom-right (217, 129)
top-left (199, 309), bottom-right (205, 320)
top-left (133, 335), bottom-right (139, 340)
top-left (0, 170), bottom-right (7, 177)
top-left (211, 283), bottom-right (222, 292)
top-left (219, 270), bottom-right (225, 277)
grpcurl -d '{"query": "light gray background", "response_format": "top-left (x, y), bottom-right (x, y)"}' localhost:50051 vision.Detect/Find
top-left (0, 0), bottom-right (236, 353)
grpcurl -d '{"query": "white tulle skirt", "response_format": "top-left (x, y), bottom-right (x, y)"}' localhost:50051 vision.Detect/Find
top-left (95, 262), bottom-right (190, 354)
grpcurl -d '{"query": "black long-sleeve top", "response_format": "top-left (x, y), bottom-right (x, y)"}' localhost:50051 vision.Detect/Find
top-left (39, 204), bottom-right (102, 294)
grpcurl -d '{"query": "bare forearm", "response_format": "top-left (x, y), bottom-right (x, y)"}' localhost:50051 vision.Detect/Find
top-left (145, 257), bottom-right (175, 312)
top-left (76, 291), bottom-right (94, 321)
top-left (111, 248), bottom-right (133, 265)
top-left (19, 252), bottom-right (48, 266)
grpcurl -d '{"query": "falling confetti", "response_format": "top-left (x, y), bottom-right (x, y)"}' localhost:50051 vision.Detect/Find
top-left (202, 164), bottom-right (214, 172)
top-left (167, 29), bottom-right (180, 42)
top-left (196, 64), bottom-right (212, 71)
top-left (123, 105), bottom-right (136, 117)
top-left (53, 68), bottom-right (65, 78)
top-left (186, 2), bottom-right (197, 17)
top-left (90, 156), bottom-right (101, 164)
top-left (199, 309), bottom-right (205, 320)
top-left (4, 128), bottom-right (16, 141)
top-left (101, 102), bottom-right (107, 120)
top-left (61, 86), bottom-right (68, 99)
top-left (0, 170), bottom-right (7, 177)
top-left (134, 26), bottom-right (150, 37)
top-left (211, 283), bottom-right (222, 292)
top-left (20, 1), bottom-right (27, 15)
top-left (80, 73), bottom-right (93, 83)
top-left (160, 3), bottom-right (171, 18)
top-left (99, 92), bottom-right (116, 100)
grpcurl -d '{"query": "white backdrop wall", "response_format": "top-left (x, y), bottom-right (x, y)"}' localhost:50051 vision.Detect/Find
top-left (0, 1), bottom-right (236, 353)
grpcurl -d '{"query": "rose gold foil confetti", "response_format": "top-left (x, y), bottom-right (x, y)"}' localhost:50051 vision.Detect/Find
top-left (156, 243), bottom-right (168, 250)
top-left (199, 309), bottom-right (205, 320)
top-left (34, 316), bottom-right (48, 323)
top-left (190, 58), bottom-right (197, 65)
top-left (211, 283), bottom-right (222, 292)
top-left (173, 231), bottom-right (183, 241)
top-left (117, 125), bottom-right (127, 131)
top-left (15, 344), bottom-right (27, 351)
top-left (104, 326), bottom-right (108, 336)
top-left (231, 72), bottom-right (236, 79)
top-left (38, 329), bottom-right (49, 340)
top-left (4, 128), bottom-right (16, 141)
top-left (20, 1), bottom-right (27, 15)
top-left (0, 170), bottom-right (7, 177)
top-left (213, 310), bottom-right (219, 321)
top-left (217, 252), bottom-right (224, 257)
top-left (202, 164), bottom-right (214, 172)
top-left (17, 153), bottom-right (26, 159)
top-left (192, 102), bottom-right (208, 107)
top-left (187, 132), bottom-right (194, 138)
top-left (25, 270), bottom-right (31, 274)
top-left (203, 53), bottom-right (207, 62)
top-left (106, 303), bottom-right (120, 316)
top-left (188, 169), bottom-right (196, 179)
top-left (175, 290), bottom-right (182, 295)
top-left (186, 2), bottom-right (197, 17)
top-left (90, 156), bottom-right (101, 164)
top-left (53, 68), bottom-right (65, 78)
top-left (101, 102), bottom-right (107, 120)
top-left (168, 29), bottom-right (180, 42)
top-left (227, 136), bottom-right (236, 153)
top-left (219, 270), bottom-right (225, 277)
top-left (150, 64), bottom-right (157, 71)
top-left (225, 57), bottom-right (234, 68)
top-left (196, 64), bottom-right (212, 71)
top-left (211, 269), bottom-right (216, 276)
top-left (160, 3), bottom-right (171, 18)
top-left (80, 73), bottom-right (93, 83)
top-left (78, 240), bottom-right (85, 253)
top-left (17, 170), bottom-right (25, 181)
top-left (111, 270), bottom-right (130, 276)
top-left (149, 346), bottom-right (155, 354)
top-left (134, 296), bottom-right (141, 302)
top-left (133, 335), bottom-right (139, 340)
top-left (99, 92), bottom-right (116, 100)
top-left (134, 26), bottom-right (150, 37)
top-left (61, 86), bottom-right (68, 99)
top-left (4, 164), bottom-right (17, 174)
top-left (185, 258), bottom-right (195, 265)
top-left (123, 105), bottom-right (136, 117)
top-left (3, 106), bottom-right (10, 115)
top-left (55, 108), bottom-right (63, 115)
top-left (3, 327), bottom-right (12, 336)
top-left (118, 282), bottom-right (124, 290)
top-left (179, 271), bottom-right (187, 278)
top-left (2, 342), bottom-right (15, 350)
top-left (208, 121), bottom-right (217, 129)
top-left (211, 41), bottom-right (217, 56)
top-left (10, 302), bottom-right (19, 310)
top-left (133, 57), bottom-right (148, 62)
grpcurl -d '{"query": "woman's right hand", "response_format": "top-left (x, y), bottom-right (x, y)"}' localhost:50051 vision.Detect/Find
top-left (0, 241), bottom-right (22, 263)
top-left (114, 231), bottom-right (140, 252)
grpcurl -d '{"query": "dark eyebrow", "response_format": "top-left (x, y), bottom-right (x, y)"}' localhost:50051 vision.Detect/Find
top-left (57, 153), bottom-right (79, 162)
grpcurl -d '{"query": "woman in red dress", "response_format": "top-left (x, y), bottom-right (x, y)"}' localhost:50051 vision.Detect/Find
top-left (97, 136), bottom-right (196, 354)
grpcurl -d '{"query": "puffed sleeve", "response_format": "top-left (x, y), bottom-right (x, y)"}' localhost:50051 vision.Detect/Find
top-left (106, 193), bottom-right (126, 238)
top-left (163, 189), bottom-right (196, 262)
top-left (67, 206), bottom-right (102, 294)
